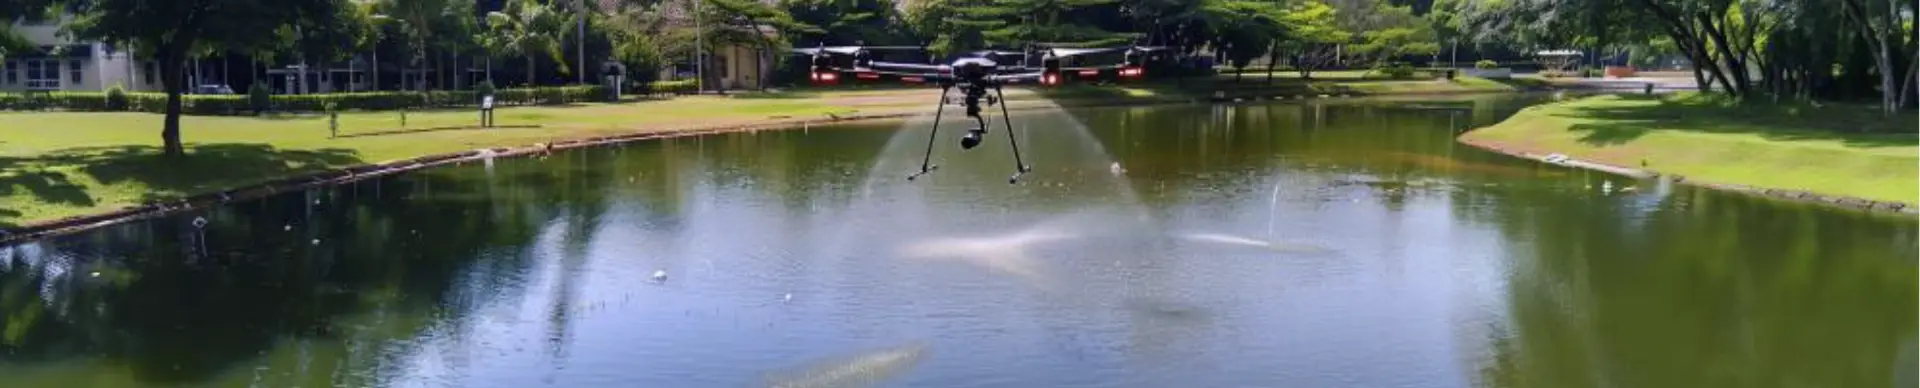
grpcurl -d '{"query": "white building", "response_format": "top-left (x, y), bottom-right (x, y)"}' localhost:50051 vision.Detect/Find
top-left (0, 21), bottom-right (163, 92)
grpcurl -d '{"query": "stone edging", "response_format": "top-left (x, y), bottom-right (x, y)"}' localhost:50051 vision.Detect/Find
top-left (1459, 139), bottom-right (1918, 215)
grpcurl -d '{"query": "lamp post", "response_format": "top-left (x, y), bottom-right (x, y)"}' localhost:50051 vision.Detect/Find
top-left (576, 0), bottom-right (585, 85)
top-left (694, 0), bottom-right (705, 94)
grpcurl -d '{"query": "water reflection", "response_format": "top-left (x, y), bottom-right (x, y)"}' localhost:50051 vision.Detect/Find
top-left (0, 94), bottom-right (1910, 388)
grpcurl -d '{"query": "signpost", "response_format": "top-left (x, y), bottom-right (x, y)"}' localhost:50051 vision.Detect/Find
top-left (480, 95), bottom-right (496, 128)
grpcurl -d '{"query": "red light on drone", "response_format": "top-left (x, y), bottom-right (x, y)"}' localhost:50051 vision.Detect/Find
top-left (1119, 67), bottom-right (1144, 77)
top-left (901, 76), bottom-right (925, 83)
top-left (856, 72), bottom-right (880, 80)
top-left (810, 72), bottom-right (839, 84)
top-left (1041, 73), bottom-right (1060, 86)
top-left (1077, 69), bottom-right (1099, 77)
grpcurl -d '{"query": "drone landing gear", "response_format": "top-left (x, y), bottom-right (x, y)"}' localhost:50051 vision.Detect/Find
top-left (995, 85), bottom-right (1032, 184)
top-left (905, 83), bottom-right (1032, 184)
top-left (907, 84), bottom-right (953, 181)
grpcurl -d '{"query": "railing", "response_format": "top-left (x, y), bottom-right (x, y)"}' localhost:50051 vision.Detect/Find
top-left (24, 79), bottom-right (61, 90)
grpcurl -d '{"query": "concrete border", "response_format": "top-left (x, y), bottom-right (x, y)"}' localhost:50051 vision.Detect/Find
top-left (1460, 139), bottom-right (1917, 215)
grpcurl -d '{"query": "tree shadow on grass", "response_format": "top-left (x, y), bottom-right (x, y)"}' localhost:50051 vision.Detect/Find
top-left (1558, 94), bottom-right (1919, 148)
top-left (0, 143), bottom-right (362, 226)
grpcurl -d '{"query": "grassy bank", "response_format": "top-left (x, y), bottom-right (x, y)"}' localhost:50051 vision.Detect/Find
top-left (0, 76), bottom-right (1550, 228)
top-left (0, 94), bottom-right (916, 226)
top-left (1460, 93), bottom-right (1918, 204)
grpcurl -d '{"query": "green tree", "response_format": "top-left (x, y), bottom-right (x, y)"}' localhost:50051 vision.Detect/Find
top-left (0, 0), bottom-right (56, 61)
top-left (1278, 0), bottom-right (1348, 79)
top-left (65, 0), bottom-right (359, 156)
top-left (1200, 0), bottom-right (1286, 82)
top-left (488, 0), bottom-right (569, 87)
top-left (783, 0), bottom-right (912, 46)
top-left (1343, 1), bottom-right (1438, 67)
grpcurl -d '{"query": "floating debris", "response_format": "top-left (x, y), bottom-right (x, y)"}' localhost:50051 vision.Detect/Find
top-left (191, 217), bottom-right (208, 229)
top-left (284, 224), bottom-right (293, 231)
top-left (89, 271), bottom-right (101, 278)
top-left (652, 270), bottom-right (668, 282)
top-left (311, 239), bottom-right (321, 245)
top-left (783, 293), bottom-right (794, 303)
top-left (1110, 162), bottom-right (1125, 175)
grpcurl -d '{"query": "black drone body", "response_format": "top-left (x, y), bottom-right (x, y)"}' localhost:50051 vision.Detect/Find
top-left (792, 44), bottom-right (1164, 184)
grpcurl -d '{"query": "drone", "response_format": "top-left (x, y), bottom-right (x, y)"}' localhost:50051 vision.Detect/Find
top-left (791, 44), bottom-right (1166, 184)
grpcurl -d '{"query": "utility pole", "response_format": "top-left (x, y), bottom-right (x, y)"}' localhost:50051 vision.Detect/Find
top-left (694, 0), bottom-right (705, 94)
top-left (576, 0), bottom-right (586, 85)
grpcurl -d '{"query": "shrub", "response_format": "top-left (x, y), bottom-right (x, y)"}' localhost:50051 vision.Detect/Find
top-left (1377, 63), bottom-right (1417, 79)
top-left (249, 83), bottom-right (272, 114)
top-left (648, 79), bottom-right (697, 95)
top-left (1579, 67), bottom-right (1603, 78)
top-left (475, 80), bottom-right (496, 97)
top-left (105, 86), bottom-right (129, 110)
top-left (1475, 60), bottom-right (1499, 69)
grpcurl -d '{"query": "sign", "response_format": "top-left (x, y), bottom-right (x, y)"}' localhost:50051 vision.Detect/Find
top-left (481, 95), bottom-right (495, 110)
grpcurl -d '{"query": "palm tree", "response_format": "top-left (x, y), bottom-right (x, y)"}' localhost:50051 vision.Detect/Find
top-left (488, 0), bottom-right (568, 88)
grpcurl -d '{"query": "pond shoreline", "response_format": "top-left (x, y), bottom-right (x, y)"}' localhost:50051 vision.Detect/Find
top-left (1459, 136), bottom-right (1918, 216)
top-left (1, 93), bottom-right (1256, 245)
top-left (0, 83), bottom-right (1598, 245)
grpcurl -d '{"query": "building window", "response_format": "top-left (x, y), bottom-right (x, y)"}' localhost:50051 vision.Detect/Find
top-left (23, 60), bottom-right (60, 89)
top-left (2, 61), bottom-right (12, 85)
top-left (69, 60), bottom-right (83, 83)
top-left (143, 62), bottom-right (154, 84)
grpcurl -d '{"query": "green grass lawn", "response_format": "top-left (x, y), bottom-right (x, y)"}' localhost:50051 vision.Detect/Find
top-left (0, 95), bottom-right (909, 226)
top-left (1461, 93), bottom-right (1918, 204)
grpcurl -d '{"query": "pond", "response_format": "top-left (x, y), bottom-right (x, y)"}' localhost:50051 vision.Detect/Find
top-left (1, 94), bottom-right (1913, 388)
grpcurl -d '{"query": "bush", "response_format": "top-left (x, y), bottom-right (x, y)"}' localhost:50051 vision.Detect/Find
top-left (106, 86), bottom-right (129, 110)
top-left (1377, 63), bottom-right (1417, 79)
top-left (249, 83), bottom-right (271, 114)
top-left (475, 80), bottom-right (496, 97)
top-left (1579, 67), bottom-right (1603, 78)
top-left (1475, 60), bottom-right (1500, 69)
top-left (647, 79), bottom-right (697, 95)
top-left (0, 85), bottom-right (611, 115)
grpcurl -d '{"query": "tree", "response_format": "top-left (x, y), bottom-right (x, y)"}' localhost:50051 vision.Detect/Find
top-left (0, 0), bottom-right (57, 61)
top-left (1199, 0), bottom-right (1285, 82)
top-left (65, 0), bottom-right (358, 156)
top-left (783, 0), bottom-right (913, 47)
top-left (1342, 1), bottom-right (1437, 67)
top-left (1278, 0), bottom-right (1348, 79)
top-left (701, 0), bottom-right (819, 91)
top-left (488, 0), bottom-right (568, 87)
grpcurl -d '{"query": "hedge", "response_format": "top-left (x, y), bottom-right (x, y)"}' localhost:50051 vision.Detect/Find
top-left (646, 79), bottom-right (698, 95)
top-left (0, 85), bottom-right (612, 115)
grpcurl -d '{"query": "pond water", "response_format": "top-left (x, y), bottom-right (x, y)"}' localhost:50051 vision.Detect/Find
top-left (1, 94), bottom-right (1913, 388)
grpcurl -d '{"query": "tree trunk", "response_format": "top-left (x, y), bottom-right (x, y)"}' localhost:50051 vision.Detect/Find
top-left (1691, 63), bottom-right (1710, 92)
top-left (160, 53), bottom-right (187, 156)
top-left (1265, 43), bottom-right (1277, 85)
top-left (1900, 49), bottom-right (1918, 108)
top-left (528, 55), bottom-right (537, 88)
top-left (1697, 12), bottom-right (1750, 96)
